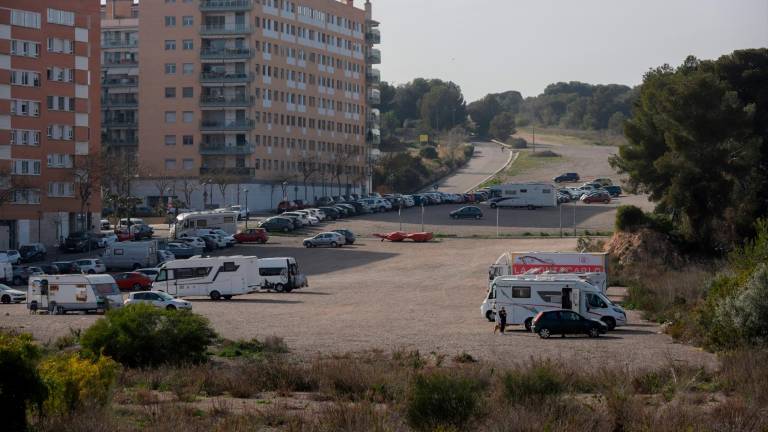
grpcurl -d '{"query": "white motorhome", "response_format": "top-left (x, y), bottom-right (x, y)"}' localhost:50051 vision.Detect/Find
top-left (489, 251), bottom-right (609, 288)
top-left (258, 257), bottom-right (308, 292)
top-left (488, 183), bottom-right (557, 209)
top-left (480, 276), bottom-right (626, 330)
top-left (27, 274), bottom-right (123, 314)
top-left (101, 240), bottom-right (159, 270)
top-left (152, 256), bottom-right (261, 300)
top-left (171, 211), bottom-right (238, 239)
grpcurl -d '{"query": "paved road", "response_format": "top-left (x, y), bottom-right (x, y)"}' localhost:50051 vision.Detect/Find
top-left (427, 141), bottom-right (511, 193)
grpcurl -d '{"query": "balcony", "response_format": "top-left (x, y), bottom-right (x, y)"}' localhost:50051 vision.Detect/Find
top-left (103, 58), bottom-right (138, 67)
top-left (367, 128), bottom-right (381, 146)
top-left (200, 167), bottom-right (254, 177)
top-left (366, 48), bottom-right (381, 64)
top-left (200, 119), bottom-right (254, 131)
top-left (102, 98), bottom-right (138, 108)
top-left (200, 48), bottom-right (252, 60)
top-left (102, 138), bottom-right (138, 147)
top-left (366, 68), bottom-right (380, 84)
top-left (101, 40), bottom-right (138, 49)
top-left (102, 119), bottom-right (138, 128)
top-left (200, 24), bottom-right (252, 35)
top-left (199, 143), bottom-right (255, 155)
top-left (366, 28), bottom-right (381, 44)
top-left (200, 0), bottom-right (252, 12)
top-left (200, 72), bottom-right (252, 83)
top-left (367, 89), bottom-right (381, 105)
top-left (199, 95), bottom-right (254, 107)
top-left (102, 78), bottom-right (138, 87)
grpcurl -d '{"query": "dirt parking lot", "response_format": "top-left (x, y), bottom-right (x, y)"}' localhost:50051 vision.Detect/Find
top-left (2, 236), bottom-right (715, 370)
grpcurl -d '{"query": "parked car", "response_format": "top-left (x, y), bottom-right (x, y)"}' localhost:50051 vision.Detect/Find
top-left (234, 228), bottom-right (269, 244)
top-left (38, 264), bottom-right (60, 275)
top-left (315, 196), bottom-right (335, 206)
top-left (277, 200), bottom-right (299, 212)
top-left (333, 229), bottom-right (356, 245)
top-left (593, 178), bottom-right (614, 187)
top-left (11, 266), bottom-right (43, 285)
top-left (295, 210), bottom-right (320, 225)
top-left (96, 232), bottom-right (118, 248)
top-left (532, 309), bottom-right (607, 338)
top-left (18, 243), bottom-right (47, 263)
top-left (604, 185), bottom-right (622, 197)
top-left (553, 172), bottom-right (580, 183)
top-left (0, 250), bottom-right (21, 265)
top-left (178, 236), bottom-right (207, 250)
top-left (450, 206), bottom-right (484, 220)
top-left (52, 261), bottom-right (82, 274)
top-left (157, 250), bottom-right (175, 263)
top-left (198, 235), bottom-right (219, 251)
top-left (209, 229), bottom-right (236, 247)
top-left (124, 290), bottom-right (192, 310)
top-left (318, 206), bottom-right (341, 220)
top-left (581, 191), bottom-right (612, 204)
top-left (165, 242), bottom-right (199, 258)
top-left (0, 283), bottom-right (26, 304)
top-left (100, 219), bottom-right (111, 230)
top-left (135, 268), bottom-right (160, 281)
top-left (113, 272), bottom-right (153, 291)
top-left (74, 258), bottom-right (107, 274)
top-left (303, 232), bottom-right (345, 248)
top-left (259, 217), bottom-right (295, 233)
top-left (131, 224), bottom-right (154, 240)
top-left (63, 232), bottom-right (100, 252)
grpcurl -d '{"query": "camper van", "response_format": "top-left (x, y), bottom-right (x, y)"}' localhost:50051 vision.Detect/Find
top-left (257, 257), bottom-right (308, 292)
top-left (101, 240), bottom-right (159, 270)
top-left (152, 256), bottom-right (261, 300)
top-left (480, 276), bottom-right (626, 330)
top-left (488, 183), bottom-right (557, 209)
top-left (171, 211), bottom-right (238, 239)
top-left (489, 251), bottom-right (608, 288)
top-left (27, 274), bottom-right (123, 314)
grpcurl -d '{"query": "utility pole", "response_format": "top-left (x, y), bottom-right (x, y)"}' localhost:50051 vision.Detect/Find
top-left (532, 125), bottom-right (536, 153)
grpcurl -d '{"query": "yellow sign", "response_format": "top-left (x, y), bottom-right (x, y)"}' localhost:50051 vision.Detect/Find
top-left (419, 134), bottom-right (429, 143)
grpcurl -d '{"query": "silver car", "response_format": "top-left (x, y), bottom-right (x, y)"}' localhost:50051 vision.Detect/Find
top-left (303, 232), bottom-right (345, 248)
top-left (124, 291), bottom-right (192, 311)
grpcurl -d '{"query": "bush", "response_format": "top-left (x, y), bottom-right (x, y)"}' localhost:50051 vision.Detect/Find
top-left (38, 353), bottom-right (119, 414)
top-left (419, 146), bottom-right (438, 159)
top-left (0, 331), bottom-right (48, 431)
top-left (615, 205), bottom-right (647, 232)
top-left (80, 304), bottom-right (217, 367)
top-left (714, 264), bottom-right (768, 348)
top-left (509, 137), bottom-right (528, 148)
top-left (502, 362), bottom-right (565, 403)
top-left (406, 372), bottom-right (480, 431)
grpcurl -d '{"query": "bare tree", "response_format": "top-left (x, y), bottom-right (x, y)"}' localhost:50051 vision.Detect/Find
top-left (0, 166), bottom-right (27, 208)
top-left (331, 150), bottom-right (353, 196)
top-left (178, 177), bottom-right (198, 209)
top-left (73, 154), bottom-right (104, 231)
top-left (294, 151), bottom-right (318, 201)
top-left (101, 151), bottom-right (138, 198)
top-left (143, 168), bottom-right (176, 213)
top-left (204, 170), bottom-right (239, 208)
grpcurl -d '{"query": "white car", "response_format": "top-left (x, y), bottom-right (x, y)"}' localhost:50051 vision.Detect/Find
top-left (157, 250), bottom-right (175, 262)
top-left (74, 258), bottom-right (107, 274)
top-left (401, 195), bottom-right (416, 207)
top-left (203, 234), bottom-right (228, 249)
top-left (295, 210), bottom-right (319, 225)
top-left (307, 208), bottom-right (326, 221)
top-left (179, 236), bottom-right (206, 250)
top-left (124, 291), bottom-right (192, 310)
top-left (96, 232), bottom-right (118, 248)
top-left (0, 283), bottom-right (26, 304)
top-left (0, 250), bottom-right (21, 265)
top-left (210, 229), bottom-right (236, 247)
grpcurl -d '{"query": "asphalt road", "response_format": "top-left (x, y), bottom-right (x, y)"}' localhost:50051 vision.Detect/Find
top-left (428, 141), bottom-right (511, 193)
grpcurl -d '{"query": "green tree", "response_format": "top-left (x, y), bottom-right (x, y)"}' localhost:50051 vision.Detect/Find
top-left (419, 83), bottom-right (467, 131)
top-left (489, 112), bottom-right (517, 141)
top-left (0, 332), bottom-right (48, 431)
top-left (467, 95), bottom-right (501, 137)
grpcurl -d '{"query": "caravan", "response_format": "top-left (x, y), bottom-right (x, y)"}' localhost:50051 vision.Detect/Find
top-left (258, 257), bottom-right (308, 292)
top-left (480, 275), bottom-right (626, 330)
top-left (27, 274), bottom-right (123, 314)
top-left (488, 183), bottom-right (557, 209)
top-left (152, 256), bottom-right (262, 300)
top-left (171, 211), bottom-right (238, 239)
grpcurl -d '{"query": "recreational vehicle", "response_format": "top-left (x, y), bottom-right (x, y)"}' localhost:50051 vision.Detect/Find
top-left (101, 240), bottom-right (159, 270)
top-left (489, 251), bottom-right (609, 287)
top-left (480, 276), bottom-right (626, 330)
top-left (27, 274), bottom-right (123, 314)
top-left (171, 211), bottom-right (238, 239)
top-left (488, 183), bottom-right (557, 209)
top-left (257, 257), bottom-right (308, 292)
top-left (152, 256), bottom-right (261, 300)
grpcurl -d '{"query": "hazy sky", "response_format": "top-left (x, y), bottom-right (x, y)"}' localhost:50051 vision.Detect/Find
top-left (359, 0), bottom-right (768, 101)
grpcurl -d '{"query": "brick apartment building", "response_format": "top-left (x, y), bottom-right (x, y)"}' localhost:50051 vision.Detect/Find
top-left (0, 0), bottom-right (101, 249)
top-left (101, 0), bottom-right (380, 211)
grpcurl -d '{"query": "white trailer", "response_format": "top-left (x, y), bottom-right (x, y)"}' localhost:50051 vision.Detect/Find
top-left (101, 240), bottom-right (159, 271)
top-left (171, 211), bottom-right (238, 239)
top-left (480, 275), bottom-right (626, 330)
top-left (258, 257), bottom-right (308, 292)
top-left (27, 274), bottom-right (123, 314)
top-left (488, 183), bottom-right (557, 209)
top-left (152, 256), bottom-right (261, 300)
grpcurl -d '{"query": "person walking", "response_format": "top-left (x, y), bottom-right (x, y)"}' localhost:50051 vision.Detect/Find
top-left (498, 307), bottom-right (508, 334)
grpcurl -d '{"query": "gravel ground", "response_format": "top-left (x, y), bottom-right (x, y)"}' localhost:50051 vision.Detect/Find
top-left (2, 236), bottom-right (715, 370)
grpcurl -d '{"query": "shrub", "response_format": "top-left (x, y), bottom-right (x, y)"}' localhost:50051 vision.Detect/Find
top-left (502, 362), bottom-right (565, 403)
top-left (419, 146), bottom-right (438, 159)
top-left (615, 205), bottom-right (646, 232)
top-left (508, 137), bottom-right (528, 149)
top-left (406, 372), bottom-right (480, 431)
top-left (0, 331), bottom-right (47, 431)
top-left (38, 353), bottom-right (119, 414)
top-left (714, 264), bottom-right (768, 348)
top-left (80, 304), bottom-right (217, 367)
top-left (218, 336), bottom-right (288, 359)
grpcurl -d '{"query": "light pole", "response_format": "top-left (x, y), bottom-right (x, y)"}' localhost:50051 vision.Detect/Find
top-left (559, 202), bottom-right (563, 238)
top-left (496, 206), bottom-right (500, 238)
top-left (243, 187), bottom-right (249, 230)
top-left (420, 203), bottom-right (425, 232)
top-left (532, 125), bottom-right (536, 153)
top-left (573, 203), bottom-right (577, 236)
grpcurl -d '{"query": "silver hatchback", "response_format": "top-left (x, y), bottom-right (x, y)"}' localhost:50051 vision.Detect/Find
top-left (303, 232), bottom-right (345, 248)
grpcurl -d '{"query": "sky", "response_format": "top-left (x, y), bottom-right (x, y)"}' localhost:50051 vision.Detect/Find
top-left (358, 0), bottom-right (768, 101)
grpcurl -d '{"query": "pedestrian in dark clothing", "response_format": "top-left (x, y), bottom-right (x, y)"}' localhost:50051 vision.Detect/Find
top-left (498, 307), bottom-right (508, 334)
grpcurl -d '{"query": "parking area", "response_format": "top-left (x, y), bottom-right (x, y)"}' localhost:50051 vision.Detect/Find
top-left (1, 236), bottom-right (715, 370)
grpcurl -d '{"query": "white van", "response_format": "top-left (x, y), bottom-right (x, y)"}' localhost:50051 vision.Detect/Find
top-left (102, 240), bottom-right (159, 270)
top-left (480, 276), bottom-right (626, 330)
top-left (257, 257), bottom-right (308, 292)
top-left (27, 274), bottom-right (123, 314)
top-left (152, 256), bottom-right (262, 300)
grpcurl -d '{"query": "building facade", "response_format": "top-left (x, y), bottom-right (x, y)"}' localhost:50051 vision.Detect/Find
top-left (0, 0), bottom-right (101, 249)
top-left (102, 0), bottom-right (380, 211)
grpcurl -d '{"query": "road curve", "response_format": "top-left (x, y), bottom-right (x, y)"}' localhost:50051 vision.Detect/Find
top-left (426, 141), bottom-right (511, 193)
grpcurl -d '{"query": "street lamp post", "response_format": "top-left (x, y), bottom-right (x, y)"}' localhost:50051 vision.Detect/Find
top-left (243, 188), bottom-right (249, 230)
top-left (496, 206), bottom-right (500, 238)
top-left (421, 203), bottom-right (425, 232)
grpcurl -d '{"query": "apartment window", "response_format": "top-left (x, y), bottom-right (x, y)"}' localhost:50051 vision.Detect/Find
top-left (46, 67), bottom-right (74, 82)
top-left (182, 63), bottom-right (194, 75)
top-left (10, 189), bottom-right (41, 204)
top-left (11, 9), bottom-right (41, 29)
top-left (47, 8), bottom-right (75, 26)
top-left (164, 16), bottom-right (176, 27)
top-left (182, 159), bottom-right (194, 170)
top-left (46, 153), bottom-right (73, 168)
top-left (182, 39), bottom-right (193, 50)
top-left (164, 159), bottom-right (177, 170)
top-left (47, 37), bottom-right (73, 54)
top-left (182, 112), bottom-right (193, 123)
top-left (165, 112), bottom-right (176, 123)
top-left (164, 40), bottom-right (176, 50)
top-left (165, 0), bottom-right (176, 3)
top-left (165, 63), bottom-right (176, 74)
top-left (165, 87), bottom-right (176, 98)
top-left (10, 70), bottom-right (41, 87)
top-left (48, 182), bottom-right (75, 197)
top-left (182, 135), bottom-right (194, 146)
top-left (11, 159), bottom-right (41, 175)
top-left (182, 16), bottom-right (193, 26)
top-left (10, 129), bottom-right (41, 146)
top-left (164, 135), bottom-right (177, 146)
top-left (10, 40), bottom-right (40, 58)
top-left (182, 87), bottom-right (193, 98)
top-left (46, 125), bottom-right (74, 141)
top-left (10, 99), bottom-right (41, 117)
top-left (46, 96), bottom-right (74, 112)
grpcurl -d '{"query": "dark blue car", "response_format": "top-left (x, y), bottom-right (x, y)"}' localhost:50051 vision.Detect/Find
top-left (604, 185), bottom-right (622, 197)
top-left (553, 172), bottom-right (580, 183)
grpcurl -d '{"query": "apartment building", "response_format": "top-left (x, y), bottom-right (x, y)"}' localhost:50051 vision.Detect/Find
top-left (121, 0), bottom-right (379, 210)
top-left (0, 0), bottom-right (101, 249)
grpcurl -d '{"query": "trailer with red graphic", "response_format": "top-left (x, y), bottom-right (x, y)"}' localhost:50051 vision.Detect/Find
top-left (488, 252), bottom-right (608, 291)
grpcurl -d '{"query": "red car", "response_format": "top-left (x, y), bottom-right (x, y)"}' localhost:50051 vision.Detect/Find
top-left (277, 200), bottom-right (299, 212)
top-left (234, 228), bottom-right (269, 244)
top-left (113, 272), bottom-right (153, 291)
top-left (580, 191), bottom-right (612, 204)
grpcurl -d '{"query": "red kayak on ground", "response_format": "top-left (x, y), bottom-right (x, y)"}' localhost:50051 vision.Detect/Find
top-left (373, 231), bottom-right (434, 242)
